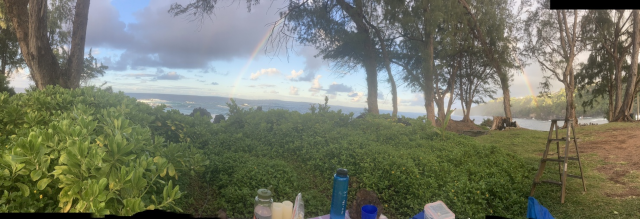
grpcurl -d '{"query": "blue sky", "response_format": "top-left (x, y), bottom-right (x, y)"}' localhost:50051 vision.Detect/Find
top-left (8, 0), bottom-right (565, 113)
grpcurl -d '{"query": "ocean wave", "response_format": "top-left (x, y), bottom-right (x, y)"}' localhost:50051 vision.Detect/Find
top-left (137, 98), bottom-right (169, 103)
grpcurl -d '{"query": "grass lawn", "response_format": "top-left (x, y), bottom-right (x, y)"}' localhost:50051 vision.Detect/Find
top-left (475, 122), bottom-right (640, 219)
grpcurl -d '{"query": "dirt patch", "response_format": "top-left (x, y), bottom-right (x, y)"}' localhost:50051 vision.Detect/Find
top-left (579, 126), bottom-right (640, 198)
top-left (436, 119), bottom-right (485, 134)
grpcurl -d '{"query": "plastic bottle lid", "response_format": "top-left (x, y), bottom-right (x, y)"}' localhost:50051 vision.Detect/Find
top-left (337, 168), bottom-right (348, 177)
top-left (257, 189), bottom-right (272, 199)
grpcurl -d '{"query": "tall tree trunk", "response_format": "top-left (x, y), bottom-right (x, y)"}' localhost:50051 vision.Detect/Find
top-left (1, 46), bottom-right (6, 76)
top-left (499, 75), bottom-right (512, 118)
top-left (423, 32), bottom-right (436, 126)
top-left (614, 10), bottom-right (640, 121)
top-left (5, 0), bottom-right (62, 89)
top-left (336, 0), bottom-right (379, 114)
top-left (366, 19), bottom-right (398, 117)
top-left (435, 93), bottom-right (445, 119)
top-left (608, 70), bottom-right (615, 121)
top-left (458, 0), bottom-right (512, 118)
top-left (565, 73), bottom-right (578, 127)
top-left (613, 59), bottom-right (624, 117)
top-left (4, 0), bottom-right (90, 90)
top-left (446, 58), bottom-right (458, 114)
top-left (64, 0), bottom-right (91, 89)
top-left (463, 99), bottom-right (472, 122)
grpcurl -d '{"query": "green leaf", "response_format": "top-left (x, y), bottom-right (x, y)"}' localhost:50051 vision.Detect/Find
top-left (15, 183), bottom-right (29, 197)
top-left (30, 169), bottom-right (43, 181)
top-left (37, 178), bottom-right (52, 190)
top-left (167, 164), bottom-right (175, 177)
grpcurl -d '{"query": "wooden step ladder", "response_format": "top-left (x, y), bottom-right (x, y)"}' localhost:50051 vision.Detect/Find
top-left (530, 119), bottom-right (586, 203)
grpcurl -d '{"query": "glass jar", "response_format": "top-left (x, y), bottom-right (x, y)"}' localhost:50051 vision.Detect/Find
top-left (254, 189), bottom-right (273, 219)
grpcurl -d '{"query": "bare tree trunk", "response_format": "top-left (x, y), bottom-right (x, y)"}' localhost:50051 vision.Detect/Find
top-left (565, 75), bottom-right (579, 127)
top-left (608, 71), bottom-right (615, 121)
top-left (64, 0), bottom-right (91, 89)
top-left (613, 59), bottom-right (624, 117)
top-left (4, 0), bottom-right (90, 90)
top-left (366, 20), bottom-right (398, 117)
top-left (614, 10), bottom-right (639, 121)
top-left (463, 99), bottom-right (472, 122)
top-left (435, 92), bottom-right (446, 119)
top-left (1, 47), bottom-right (6, 76)
top-left (423, 32), bottom-right (436, 126)
top-left (446, 58), bottom-right (458, 114)
top-left (336, 0), bottom-right (379, 115)
top-left (458, 0), bottom-right (512, 119)
top-left (499, 76), bottom-right (512, 118)
top-left (5, 0), bottom-right (62, 89)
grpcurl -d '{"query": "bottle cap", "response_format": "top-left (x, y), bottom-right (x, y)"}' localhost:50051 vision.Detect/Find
top-left (257, 189), bottom-right (272, 199)
top-left (336, 168), bottom-right (348, 177)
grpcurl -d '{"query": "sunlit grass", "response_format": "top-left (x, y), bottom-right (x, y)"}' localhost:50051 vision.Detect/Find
top-left (476, 122), bottom-right (640, 219)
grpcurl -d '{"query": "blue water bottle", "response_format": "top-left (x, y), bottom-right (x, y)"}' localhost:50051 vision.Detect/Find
top-left (330, 168), bottom-right (349, 219)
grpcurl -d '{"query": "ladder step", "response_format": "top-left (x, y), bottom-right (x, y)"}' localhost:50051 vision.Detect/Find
top-left (567, 174), bottom-right (583, 179)
top-left (541, 180), bottom-right (562, 185)
top-left (548, 137), bottom-right (580, 142)
top-left (559, 156), bottom-right (580, 161)
top-left (542, 158), bottom-right (564, 162)
top-left (541, 157), bottom-right (580, 162)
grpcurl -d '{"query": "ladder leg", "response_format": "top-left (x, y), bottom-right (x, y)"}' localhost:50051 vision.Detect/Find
top-left (560, 123), bottom-right (572, 203)
top-left (531, 121), bottom-right (556, 196)
top-left (572, 127), bottom-right (587, 192)
top-left (557, 141), bottom-right (562, 181)
top-left (556, 127), bottom-right (561, 182)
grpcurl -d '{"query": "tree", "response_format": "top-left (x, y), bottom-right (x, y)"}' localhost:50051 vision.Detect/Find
top-left (0, 73), bottom-right (15, 95)
top-left (81, 48), bottom-right (108, 86)
top-left (457, 0), bottom-right (520, 119)
top-left (576, 44), bottom-right (617, 120)
top-left (456, 29), bottom-right (498, 122)
top-left (383, 0), bottom-right (457, 126)
top-left (169, 0), bottom-right (401, 116)
top-left (618, 10), bottom-right (640, 121)
top-left (0, 1), bottom-right (25, 77)
top-left (3, 0), bottom-right (90, 89)
top-left (523, 1), bottom-right (584, 127)
top-left (581, 10), bottom-right (638, 122)
top-left (362, 12), bottom-right (399, 117)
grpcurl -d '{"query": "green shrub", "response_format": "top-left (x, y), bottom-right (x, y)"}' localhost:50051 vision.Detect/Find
top-left (0, 74), bottom-right (15, 97)
top-left (189, 107), bottom-right (212, 119)
top-left (0, 86), bottom-right (533, 218)
top-left (196, 100), bottom-right (531, 219)
top-left (0, 86), bottom-right (208, 216)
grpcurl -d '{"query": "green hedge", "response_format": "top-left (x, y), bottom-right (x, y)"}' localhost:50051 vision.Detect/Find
top-left (0, 86), bottom-right (208, 216)
top-left (0, 86), bottom-right (532, 219)
top-left (199, 101), bottom-right (533, 219)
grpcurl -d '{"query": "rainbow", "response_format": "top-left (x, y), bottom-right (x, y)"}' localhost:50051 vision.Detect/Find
top-left (512, 51), bottom-right (538, 107)
top-left (229, 19), bottom-right (284, 100)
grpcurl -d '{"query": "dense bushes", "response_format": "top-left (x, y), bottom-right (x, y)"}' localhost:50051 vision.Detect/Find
top-left (199, 100), bottom-right (533, 219)
top-left (0, 87), bottom-right (533, 218)
top-left (0, 86), bottom-right (208, 216)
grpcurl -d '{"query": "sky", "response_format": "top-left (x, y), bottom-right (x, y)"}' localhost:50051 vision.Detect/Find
top-left (7, 0), bottom-right (571, 113)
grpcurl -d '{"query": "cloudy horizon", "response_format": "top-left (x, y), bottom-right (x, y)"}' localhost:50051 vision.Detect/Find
top-left (7, 0), bottom-right (568, 114)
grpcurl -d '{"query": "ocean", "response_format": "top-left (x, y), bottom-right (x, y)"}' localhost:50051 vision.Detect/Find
top-left (125, 93), bottom-right (609, 131)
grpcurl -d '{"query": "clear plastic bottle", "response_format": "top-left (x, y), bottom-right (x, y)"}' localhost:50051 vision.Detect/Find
top-left (254, 189), bottom-right (273, 219)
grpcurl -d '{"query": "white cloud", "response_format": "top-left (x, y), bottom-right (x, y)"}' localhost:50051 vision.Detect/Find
top-left (250, 68), bottom-right (280, 80)
top-left (286, 70), bottom-right (303, 80)
top-left (309, 75), bottom-right (322, 96)
top-left (290, 86), bottom-right (299, 95)
top-left (264, 90), bottom-right (279, 94)
top-left (349, 91), bottom-right (364, 102)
